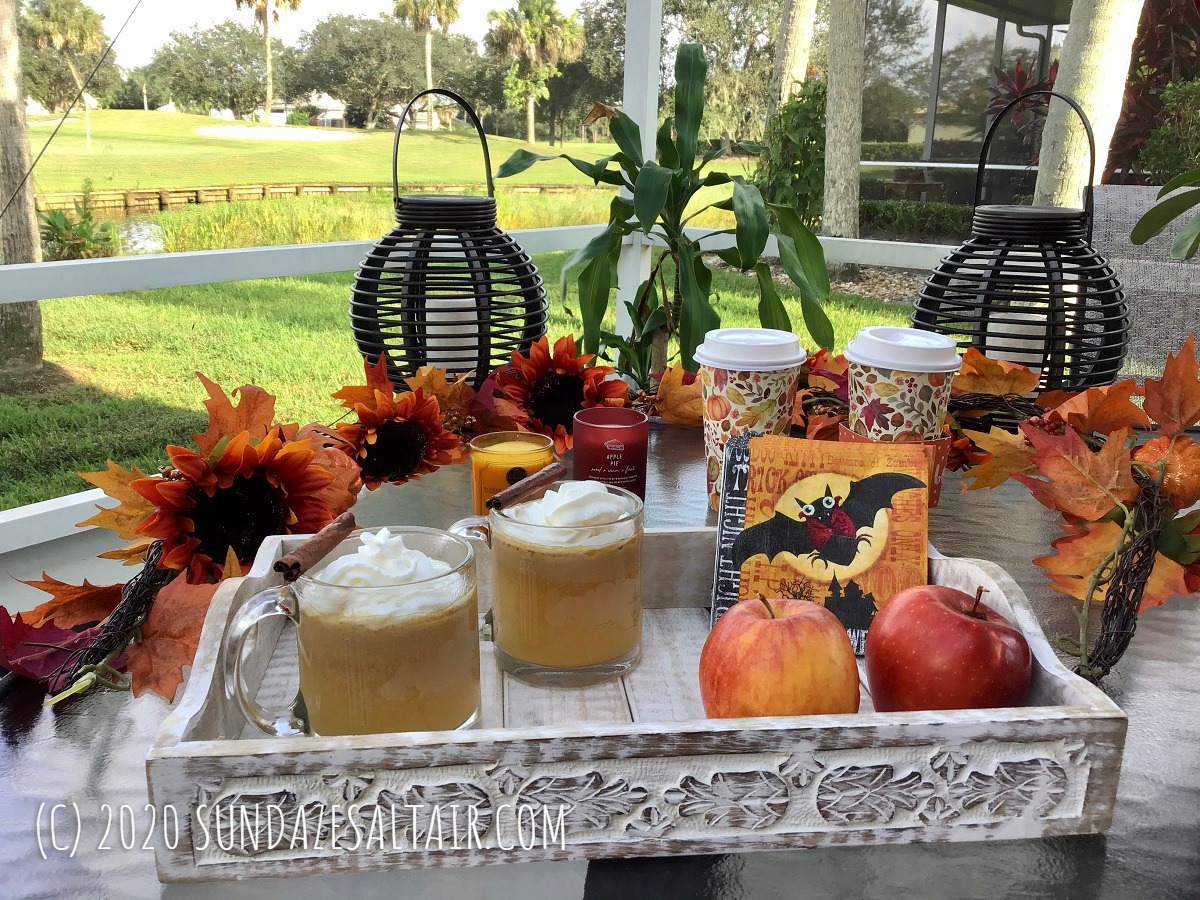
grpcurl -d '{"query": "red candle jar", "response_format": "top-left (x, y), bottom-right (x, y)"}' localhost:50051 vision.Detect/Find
top-left (572, 407), bottom-right (649, 499)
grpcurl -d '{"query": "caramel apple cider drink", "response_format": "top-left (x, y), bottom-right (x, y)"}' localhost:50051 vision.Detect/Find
top-left (456, 481), bottom-right (643, 686)
top-left (224, 527), bottom-right (480, 737)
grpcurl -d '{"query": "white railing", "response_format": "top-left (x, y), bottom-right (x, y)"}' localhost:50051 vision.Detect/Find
top-left (0, 0), bottom-right (957, 554)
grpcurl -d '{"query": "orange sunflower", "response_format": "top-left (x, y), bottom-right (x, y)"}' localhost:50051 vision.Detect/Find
top-left (131, 429), bottom-right (337, 584)
top-left (336, 388), bottom-right (461, 489)
top-left (495, 335), bottom-right (629, 453)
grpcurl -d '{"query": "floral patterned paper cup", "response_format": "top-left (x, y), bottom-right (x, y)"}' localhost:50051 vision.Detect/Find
top-left (844, 326), bottom-right (961, 442)
top-left (694, 328), bottom-right (807, 508)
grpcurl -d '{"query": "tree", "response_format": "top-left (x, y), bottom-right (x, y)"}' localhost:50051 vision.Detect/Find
top-left (822, 0), bottom-right (865, 246)
top-left (20, 0), bottom-right (108, 150)
top-left (154, 22), bottom-right (270, 119)
top-left (486, 0), bottom-right (582, 143)
top-left (665, 0), bottom-right (781, 143)
top-left (545, 0), bottom-right (625, 144)
top-left (1035, 0), bottom-right (1147, 207)
top-left (394, 0), bottom-right (459, 130)
top-left (235, 0), bottom-right (301, 122)
top-left (769, 0), bottom-right (818, 115)
top-left (294, 15), bottom-right (428, 129)
top-left (1, 0), bottom-right (44, 378)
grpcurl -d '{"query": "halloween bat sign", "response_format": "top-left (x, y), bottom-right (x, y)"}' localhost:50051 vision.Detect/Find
top-left (733, 473), bottom-right (926, 569)
top-left (712, 435), bottom-right (931, 653)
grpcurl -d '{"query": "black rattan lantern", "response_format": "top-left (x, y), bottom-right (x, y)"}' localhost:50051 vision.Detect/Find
top-left (351, 89), bottom-right (548, 389)
top-left (912, 91), bottom-right (1128, 391)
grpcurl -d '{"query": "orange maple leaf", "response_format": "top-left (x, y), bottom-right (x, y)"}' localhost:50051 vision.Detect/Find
top-left (332, 354), bottom-right (394, 412)
top-left (294, 423), bottom-right (363, 514)
top-left (405, 365), bottom-right (477, 425)
top-left (77, 460), bottom-right (155, 541)
top-left (959, 426), bottom-right (1038, 490)
top-left (1043, 380), bottom-right (1151, 435)
top-left (654, 364), bottom-right (703, 426)
top-left (193, 373), bottom-right (278, 456)
top-left (807, 352), bottom-right (849, 393)
top-left (805, 411), bottom-right (844, 440)
top-left (1014, 425), bottom-right (1138, 520)
top-left (125, 549), bottom-right (239, 702)
top-left (952, 347), bottom-right (1041, 398)
top-left (22, 576), bottom-right (123, 629)
top-left (1133, 435), bottom-right (1200, 511)
top-left (1036, 521), bottom-right (1191, 612)
top-left (1144, 334), bottom-right (1200, 437)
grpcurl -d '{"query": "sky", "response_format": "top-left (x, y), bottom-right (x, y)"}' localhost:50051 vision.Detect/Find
top-left (85, 0), bottom-right (583, 70)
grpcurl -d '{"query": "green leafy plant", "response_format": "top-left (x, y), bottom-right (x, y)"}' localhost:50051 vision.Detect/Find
top-left (38, 200), bottom-right (119, 261)
top-left (754, 79), bottom-right (826, 230)
top-left (495, 43), bottom-right (833, 378)
top-left (1139, 80), bottom-right (1200, 185)
top-left (1131, 168), bottom-right (1200, 260)
top-left (859, 199), bottom-right (973, 243)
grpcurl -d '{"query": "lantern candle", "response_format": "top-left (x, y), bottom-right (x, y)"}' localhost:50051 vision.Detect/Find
top-left (425, 297), bottom-right (481, 371)
top-left (468, 432), bottom-right (556, 515)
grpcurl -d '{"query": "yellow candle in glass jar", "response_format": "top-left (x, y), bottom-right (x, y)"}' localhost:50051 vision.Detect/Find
top-left (468, 432), bottom-right (556, 514)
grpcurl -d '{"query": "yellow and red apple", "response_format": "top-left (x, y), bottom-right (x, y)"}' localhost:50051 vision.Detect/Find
top-left (699, 597), bottom-right (860, 718)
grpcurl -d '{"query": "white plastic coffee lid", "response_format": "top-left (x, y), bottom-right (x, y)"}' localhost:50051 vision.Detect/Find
top-left (844, 326), bottom-right (962, 373)
top-left (692, 328), bottom-right (807, 371)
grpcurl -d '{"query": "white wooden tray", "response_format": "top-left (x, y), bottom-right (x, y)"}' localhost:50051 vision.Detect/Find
top-left (147, 528), bottom-right (1125, 882)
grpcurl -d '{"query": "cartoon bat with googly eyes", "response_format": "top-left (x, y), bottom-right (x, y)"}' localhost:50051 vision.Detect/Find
top-left (732, 473), bottom-right (925, 570)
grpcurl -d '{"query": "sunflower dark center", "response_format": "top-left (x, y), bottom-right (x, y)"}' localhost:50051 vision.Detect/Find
top-left (188, 473), bottom-right (288, 564)
top-left (361, 419), bottom-right (429, 480)
top-left (529, 373), bottom-right (584, 433)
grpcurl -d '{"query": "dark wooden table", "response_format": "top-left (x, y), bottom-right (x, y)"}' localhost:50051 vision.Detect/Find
top-left (2, 424), bottom-right (1198, 899)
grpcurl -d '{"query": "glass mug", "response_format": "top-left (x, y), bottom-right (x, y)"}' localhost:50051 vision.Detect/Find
top-left (451, 481), bottom-right (644, 686)
top-left (223, 526), bottom-right (480, 737)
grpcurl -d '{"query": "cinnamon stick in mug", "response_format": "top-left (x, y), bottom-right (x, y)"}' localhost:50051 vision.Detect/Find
top-left (273, 512), bottom-right (357, 582)
top-left (486, 461), bottom-right (567, 510)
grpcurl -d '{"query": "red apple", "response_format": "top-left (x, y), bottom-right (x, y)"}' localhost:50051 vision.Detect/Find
top-left (700, 597), bottom-right (860, 718)
top-left (865, 585), bottom-right (1032, 712)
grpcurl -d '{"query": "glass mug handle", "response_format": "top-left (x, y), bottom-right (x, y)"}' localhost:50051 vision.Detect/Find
top-left (449, 516), bottom-right (490, 546)
top-left (222, 587), bottom-right (307, 737)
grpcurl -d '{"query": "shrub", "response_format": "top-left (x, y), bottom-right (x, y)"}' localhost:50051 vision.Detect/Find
top-left (1141, 80), bottom-right (1200, 184)
top-left (286, 109), bottom-right (311, 126)
top-left (754, 79), bottom-right (826, 228)
top-left (39, 201), bottom-right (119, 261)
top-left (859, 200), bottom-right (972, 243)
top-left (860, 142), bottom-right (922, 162)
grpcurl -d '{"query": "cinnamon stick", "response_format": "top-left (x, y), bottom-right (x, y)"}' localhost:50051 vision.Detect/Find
top-left (273, 512), bottom-right (357, 582)
top-left (486, 461), bottom-right (567, 511)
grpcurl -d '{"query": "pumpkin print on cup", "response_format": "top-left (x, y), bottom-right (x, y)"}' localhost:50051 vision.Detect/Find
top-left (700, 365), bottom-right (802, 509)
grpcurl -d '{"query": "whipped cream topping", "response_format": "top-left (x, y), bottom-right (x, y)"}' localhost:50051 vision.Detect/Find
top-left (499, 481), bottom-right (638, 548)
top-left (303, 529), bottom-right (462, 621)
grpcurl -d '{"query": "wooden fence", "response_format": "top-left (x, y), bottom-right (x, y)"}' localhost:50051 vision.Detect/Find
top-left (33, 182), bottom-right (585, 218)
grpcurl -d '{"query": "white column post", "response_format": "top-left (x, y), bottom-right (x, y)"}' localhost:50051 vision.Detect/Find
top-left (615, 0), bottom-right (663, 337)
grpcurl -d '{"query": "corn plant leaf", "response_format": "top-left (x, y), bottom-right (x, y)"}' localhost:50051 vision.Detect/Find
top-left (677, 239), bottom-right (719, 370)
top-left (656, 117), bottom-right (679, 169)
top-left (1159, 168), bottom-right (1200, 196)
top-left (610, 112), bottom-right (644, 166)
top-left (634, 162), bottom-right (673, 235)
top-left (673, 43), bottom-right (707, 172)
top-left (753, 263), bottom-right (792, 332)
top-left (1170, 209), bottom-right (1200, 260)
top-left (731, 177), bottom-right (769, 269)
top-left (1131, 186), bottom-right (1200, 245)
top-left (775, 233), bottom-right (834, 349)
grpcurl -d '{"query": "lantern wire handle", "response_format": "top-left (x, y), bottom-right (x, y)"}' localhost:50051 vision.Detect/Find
top-left (974, 89), bottom-right (1097, 243)
top-left (392, 88), bottom-right (496, 213)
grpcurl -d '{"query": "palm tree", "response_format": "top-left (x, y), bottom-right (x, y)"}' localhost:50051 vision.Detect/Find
top-left (822, 0), bottom-right (866, 261)
top-left (235, 0), bottom-right (301, 123)
top-left (1, 0), bottom-right (44, 377)
top-left (487, 0), bottom-right (582, 144)
top-left (394, 0), bottom-right (460, 131)
top-left (21, 0), bottom-right (105, 150)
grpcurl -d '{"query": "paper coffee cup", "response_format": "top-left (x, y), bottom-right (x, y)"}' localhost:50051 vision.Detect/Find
top-left (844, 326), bottom-right (961, 442)
top-left (694, 328), bottom-right (807, 508)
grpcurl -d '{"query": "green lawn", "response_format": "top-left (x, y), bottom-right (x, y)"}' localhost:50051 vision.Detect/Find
top-left (29, 110), bottom-right (631, 194)
top-left (0, 253), bottom-right (906, 509)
